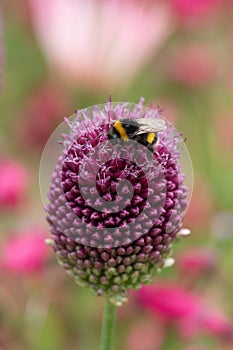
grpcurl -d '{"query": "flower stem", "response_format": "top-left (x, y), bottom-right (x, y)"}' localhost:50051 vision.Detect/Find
top-left (100, 299), bottom-right (117, 350)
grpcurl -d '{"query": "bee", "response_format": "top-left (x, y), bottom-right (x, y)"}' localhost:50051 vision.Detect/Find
top-left (107, 118), bottom-right (166, 151)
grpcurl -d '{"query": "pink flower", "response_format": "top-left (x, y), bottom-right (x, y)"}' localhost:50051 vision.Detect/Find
top-left (171, 0), bottom-right (219, 18)
top-left (17, 83), bottom-right (69, 149)
top-left (0, 160), bottom-right (29, 209)
top-left (168, 44), bottom-right (216, 88)
top-left (28, 0), bottom-right (173, 90)
top-left (179, 308), bottom-right (233, 340)
top-left (135, 283), bottom-right (201, 321)
top-left (202, 310), bottom-right (233, 339)
top-left (1, 227), bottom-right (50, 275)
top-left (178, 248), bottom-right (217, 275)
top-left (135, 283), bottom-right (233, 341)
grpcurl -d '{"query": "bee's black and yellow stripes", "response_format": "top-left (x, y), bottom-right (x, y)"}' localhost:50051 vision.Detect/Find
top-left (108, 118), bottom-right (160, 152)
top-left (147, 132), bottom-right (155, 144)
top-left (113, 120), bottom-right (128, 141)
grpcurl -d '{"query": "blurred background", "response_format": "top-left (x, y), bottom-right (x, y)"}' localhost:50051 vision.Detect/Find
top-left (1, 1), bottom-right (233, 349)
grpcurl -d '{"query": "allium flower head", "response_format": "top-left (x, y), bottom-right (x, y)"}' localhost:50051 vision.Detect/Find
top-left (41, 99), bottom-right (192, 305)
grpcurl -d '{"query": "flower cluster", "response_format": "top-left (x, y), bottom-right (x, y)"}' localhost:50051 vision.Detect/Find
top-left (45, 100), bottom-right (190, 305)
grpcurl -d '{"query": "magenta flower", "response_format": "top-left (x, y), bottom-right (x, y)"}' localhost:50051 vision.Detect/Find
top-left (171, 0), bottom-right (218, 18)
top-left (28, 0), bottom-right (173, 90)
top-left (0, 160), bottom-right (29, 209)
top-left (135, 283), bottom-right (233, 340)
top-left (43, 99), bottom-right (191, 305)
top-left (135, 283), bottom-right (200, 321)
top-left (201, 310), bottom-right (233, 340)
top-left (178, 248), bottom-right (217, 275)
top-left (1, 227), bottom-right (50, 275)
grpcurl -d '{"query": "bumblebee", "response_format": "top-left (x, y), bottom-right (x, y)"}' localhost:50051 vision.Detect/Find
top-left (107, 118), bottom-right (166, 151)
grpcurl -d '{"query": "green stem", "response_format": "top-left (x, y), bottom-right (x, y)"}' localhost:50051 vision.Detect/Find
top-left (100, 299), bottom-right (117, 350)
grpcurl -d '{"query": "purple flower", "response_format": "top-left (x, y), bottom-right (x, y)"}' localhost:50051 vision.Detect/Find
top-left (44, 99), bottom-right (190, 305)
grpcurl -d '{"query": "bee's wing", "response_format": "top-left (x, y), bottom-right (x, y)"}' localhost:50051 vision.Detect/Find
top-left (133, 118), bottom-right (166, 135)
